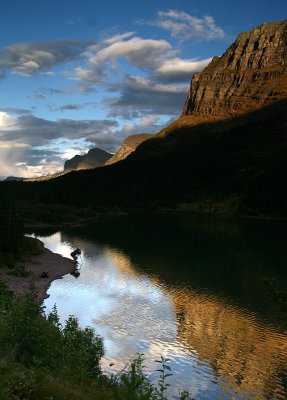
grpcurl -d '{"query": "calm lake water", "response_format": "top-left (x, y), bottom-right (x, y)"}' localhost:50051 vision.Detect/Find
top-left (31, 214), bottom-right (287, 399)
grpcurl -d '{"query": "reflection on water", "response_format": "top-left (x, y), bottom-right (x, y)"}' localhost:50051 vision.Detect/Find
top-left (32, 216), bottom-right (287, 400)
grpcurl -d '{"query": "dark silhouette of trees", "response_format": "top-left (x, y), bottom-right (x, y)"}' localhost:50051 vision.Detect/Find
top-left (0, 194), bottom-right (22, 257)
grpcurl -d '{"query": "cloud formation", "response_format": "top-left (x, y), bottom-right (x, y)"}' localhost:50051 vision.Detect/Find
top-left (67, 28), bottom-right (213, 102)
top-left (106, 76), bottom-right (188, 118)
top-left (0, 146), bottom-right (65, 178)
top-left (152, 57), bottom-right (212, 82)
top-left (0, 113), bottom-right (118, 147)
top-left (0, 40), bottom-right (94, 77)
top-left (0, 109), bottom-right (122, 176)
top-left (74, 33), bottom-right (172, 83)
top-left (138, 9), bottom-right (225, 42)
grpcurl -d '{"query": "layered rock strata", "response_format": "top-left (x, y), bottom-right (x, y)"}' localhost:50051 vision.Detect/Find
top-left (182, 20), bottom-right (287, 117)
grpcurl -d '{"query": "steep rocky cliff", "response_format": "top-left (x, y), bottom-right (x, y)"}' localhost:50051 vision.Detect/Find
top-left (182, 20), bottom-right (287, 117)
top-left (64, 148), bottom-right (112, 171)
top-left (105, 134), bottom-right (152, 166)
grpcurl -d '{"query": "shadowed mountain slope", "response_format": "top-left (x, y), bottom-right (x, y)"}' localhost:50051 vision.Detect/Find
top-left (105, 134), bottom-right (153, 166)
top-left (6, 98), bottom-right (287, 216)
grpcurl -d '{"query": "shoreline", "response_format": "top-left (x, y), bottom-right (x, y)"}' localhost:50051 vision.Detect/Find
top-left (0, 238), bottom-right (75, 304)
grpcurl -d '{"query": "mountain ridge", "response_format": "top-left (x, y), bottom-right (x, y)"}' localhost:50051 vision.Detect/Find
top-left (182, 19), bottom-right (287, 118)
top-left (64, 147), bottom-right (112, 171)
top-left (105, 134), bottom-right (153, 166)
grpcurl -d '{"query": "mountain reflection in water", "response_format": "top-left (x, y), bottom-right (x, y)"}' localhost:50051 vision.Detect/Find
top-left (31, 216), bottom-right (287, 399)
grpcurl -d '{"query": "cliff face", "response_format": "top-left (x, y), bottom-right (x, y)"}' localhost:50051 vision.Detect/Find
top-left (105, 134), bottom-right (152, 166)
top-left (183, 20), bottom-right (287, 117)
top-left (64, 148), bottom-right (112, 171)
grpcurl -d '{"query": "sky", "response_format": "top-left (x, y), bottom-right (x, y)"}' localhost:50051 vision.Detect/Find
top-left (0, 0), bottom-right (286, 178)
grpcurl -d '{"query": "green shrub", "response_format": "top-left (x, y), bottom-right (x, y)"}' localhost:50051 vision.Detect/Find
top-left (0, 360), bottom-right (36, 400)
top-left (112, 354), bottom-right (193, 400)
top-left (0, 284), bottom-right (104, 383)
top-left (62, 314), bottom-right (104, 382)
top-left (112, 354), bottom-right (154, 400)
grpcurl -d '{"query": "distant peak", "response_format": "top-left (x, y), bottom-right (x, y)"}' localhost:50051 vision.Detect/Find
top-left (64, 147), bottom-right (112, 171)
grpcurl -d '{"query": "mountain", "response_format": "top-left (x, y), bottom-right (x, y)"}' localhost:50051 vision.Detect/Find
top-left (25, 171), bottom-right (69, 182)
top-left (105, 134), bottom-right (153, 166)
top-left (183, 20), bottom-right (287, 117)
top-left (64, 148), bottom-right (112, 171)
top-left (3, 20), bottom-right (287, 218)
top-left (5, 176), bottom-right (26, 182)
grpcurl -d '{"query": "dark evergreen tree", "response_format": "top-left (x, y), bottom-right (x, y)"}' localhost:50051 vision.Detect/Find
top-left (0, 194), bottom-right (22, 256)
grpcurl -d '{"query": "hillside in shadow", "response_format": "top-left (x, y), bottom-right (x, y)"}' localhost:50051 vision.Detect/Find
top-left (3, 98), bottom-right (287, 217)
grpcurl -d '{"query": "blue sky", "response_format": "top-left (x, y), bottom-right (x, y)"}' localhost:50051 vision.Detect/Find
top-left (0, 0), bottom-right (286, 177)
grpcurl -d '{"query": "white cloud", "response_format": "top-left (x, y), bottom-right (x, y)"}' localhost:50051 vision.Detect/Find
top-left (153, 57), bottom-right (212, 82)
top-left (0, 111), bottom-right (18, 129)
top-left (104, 32), bottom-right (135, 45)
top-left (0, 113), bottom-right (118, 147)
top-left (0, 142), bottom-right (30, 149)
top-left (138, 115), bottom-right (161, 125)
top-left (68, 29), bottom-right (213, 99)
top-left (61, 147), bottom-right (87, 161)
top-left (73, 34), bottom-right (173, 83)
top-left (17, 161), bottom-right (64, 178)
top-left (0, 40), bottom-right (95, 77)
top-left (138, 9), bottom-right (225, 42)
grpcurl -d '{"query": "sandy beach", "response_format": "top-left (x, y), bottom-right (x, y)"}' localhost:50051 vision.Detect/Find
top-left (0, 239), bottom-right (74, 304)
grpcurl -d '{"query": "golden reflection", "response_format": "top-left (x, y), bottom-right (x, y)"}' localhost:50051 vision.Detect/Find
top-left (101, 245), bottom-right (287, 398)
top-left (104, 247), bottom-right (138, 276)
top-left (172, 286), bottom-right (287, 399)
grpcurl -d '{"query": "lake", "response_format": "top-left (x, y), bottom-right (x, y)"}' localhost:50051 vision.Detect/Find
top-left (30, 213), bottom-right (287, 399)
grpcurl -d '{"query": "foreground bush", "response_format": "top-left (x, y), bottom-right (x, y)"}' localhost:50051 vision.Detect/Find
top-left (0, 283), bottom-right (104, 384)
top-left (0, 282), bottom-right (192, 399)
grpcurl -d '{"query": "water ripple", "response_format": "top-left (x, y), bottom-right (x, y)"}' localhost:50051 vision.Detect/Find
top-left (39, 233), bottom-right (287, 399)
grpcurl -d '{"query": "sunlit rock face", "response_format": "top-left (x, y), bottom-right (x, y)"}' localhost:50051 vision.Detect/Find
top-left (64, 148), bottom-right (112, 171)
top-left (182, 20), bottom-right (287, 117)
top-left (105, 134), bottom-right (152, 166)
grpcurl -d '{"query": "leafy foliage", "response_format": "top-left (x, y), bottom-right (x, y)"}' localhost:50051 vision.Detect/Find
top-left (112, 354), bottom-right (193, 400)
top-left (0, 284), bottom-right (104, 384)
top-left (154, 356), bottom-right (173, 400)
top-left (112, 354), bottom-right (154, 400)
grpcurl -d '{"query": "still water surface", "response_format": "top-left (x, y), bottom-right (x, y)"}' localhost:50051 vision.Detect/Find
top-left (32, 214), bottom-right (287, 399)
